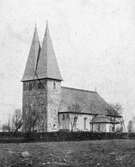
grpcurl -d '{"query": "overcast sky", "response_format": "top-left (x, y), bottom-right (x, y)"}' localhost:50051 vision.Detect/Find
top-left (0, 0), bottom-right (135, 126)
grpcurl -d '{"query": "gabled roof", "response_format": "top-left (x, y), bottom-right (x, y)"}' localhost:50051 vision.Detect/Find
top-left (36, 23), bottom-right (62, 81)
top-left (59, 86), bottom-right (111, 115)
top-left (22, 26), bottom-right (41, 81)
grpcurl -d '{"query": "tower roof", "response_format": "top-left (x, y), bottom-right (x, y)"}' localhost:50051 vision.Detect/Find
top-left (22, 25), bottom-right (41, 81)
top-left (36, 23), bottom-right (62, 81)
top-left (22, 23), bottom-right (62, 81)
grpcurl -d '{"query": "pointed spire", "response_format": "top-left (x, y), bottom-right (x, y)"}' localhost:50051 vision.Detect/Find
top-left (36, 22), bottom-right (63, 81)
top-left (22, 25), bottom-right (41, 81)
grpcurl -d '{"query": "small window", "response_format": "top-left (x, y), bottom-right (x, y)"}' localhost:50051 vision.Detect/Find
top-left (24, 82), bottom-right (29, 90)
top-left (23, 83), bottom-right (27, 90)
top-left (38, 82), bottom-right (44, 89)
top-left (29, 83), bottom-right (32, 90)
top-left (53, 81), bottom-right (56, 89)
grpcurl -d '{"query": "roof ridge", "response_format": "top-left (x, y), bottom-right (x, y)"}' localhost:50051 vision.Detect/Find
top-left (62, 86), bottom-right (97, 94)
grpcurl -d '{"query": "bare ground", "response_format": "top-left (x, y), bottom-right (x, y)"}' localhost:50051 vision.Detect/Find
top-left (0, 140), bottom-right (135, 167)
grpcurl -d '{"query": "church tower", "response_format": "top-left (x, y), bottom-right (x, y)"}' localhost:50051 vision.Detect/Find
top-left (22, 24), bottom-right (62, 132)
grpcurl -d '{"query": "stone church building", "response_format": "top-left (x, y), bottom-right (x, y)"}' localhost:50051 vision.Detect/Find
top-left (22, 24), bottom-right (122, 132)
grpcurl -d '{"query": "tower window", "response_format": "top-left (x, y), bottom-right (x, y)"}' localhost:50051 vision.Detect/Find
top-left (38, 82), bottom-right (44, 89)
top-left (29, 83), bottom-right (32, 90)
top-left (24, 82), bottom-right (29, 90)
top-left (24, 83), bottom-right (27, 90)
top-left (53, 81), bottom-right (56, 89)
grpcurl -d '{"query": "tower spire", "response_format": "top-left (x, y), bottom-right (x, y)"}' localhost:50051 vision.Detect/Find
top-left (36, 22), bottom-right (63, 81)
top-left (22, 25), bottom-right (40, 81)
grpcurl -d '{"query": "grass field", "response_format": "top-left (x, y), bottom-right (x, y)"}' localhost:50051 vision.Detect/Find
top-left (0, 140), bottom-right (135, 167)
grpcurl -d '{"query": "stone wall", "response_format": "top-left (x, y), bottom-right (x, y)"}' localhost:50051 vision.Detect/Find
top-left (46, 80), bottom-right (61, 132)
top-left (22, 79), bottom-right (47, 132)
top-left (22, 79), bottom-right (62, 132)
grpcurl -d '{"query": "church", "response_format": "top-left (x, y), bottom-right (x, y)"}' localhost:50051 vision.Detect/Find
top-left (22, 23), bottom-right (122, 132)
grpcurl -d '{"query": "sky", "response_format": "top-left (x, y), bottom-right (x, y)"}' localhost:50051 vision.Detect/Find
top-left (0, 0), bottom-right (135, 127)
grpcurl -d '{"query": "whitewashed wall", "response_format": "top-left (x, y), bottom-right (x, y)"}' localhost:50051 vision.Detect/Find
top-left (59, 113), bottom-right (122, 132)
top-left (59, 113), bottom-right (93, 131)
top-left (92, 123), bottom-right (110, 132)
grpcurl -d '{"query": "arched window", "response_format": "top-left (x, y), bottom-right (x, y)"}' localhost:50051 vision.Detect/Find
top-left (98, 124), bottom-right (100, 132)
top-left (84, 117), bottom-right (87, 130)
top-left (73, 116), bottom-right (78, 129)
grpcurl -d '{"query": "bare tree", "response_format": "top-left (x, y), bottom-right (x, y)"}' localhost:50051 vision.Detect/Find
top-left (71, 116), bottom-right (78, 131)
top-left (107, 103), bottom-right (122, 117)
top-left (68, 103), bottom-right (81, 131)
top-left (106, 103), bottom-right (123, 132)
top-left (112, 103), bottom-right (123, 116)
top-left (12, 109), bottom-right (23, 133)
top-left (24, 106), bottom-right (40, 132)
